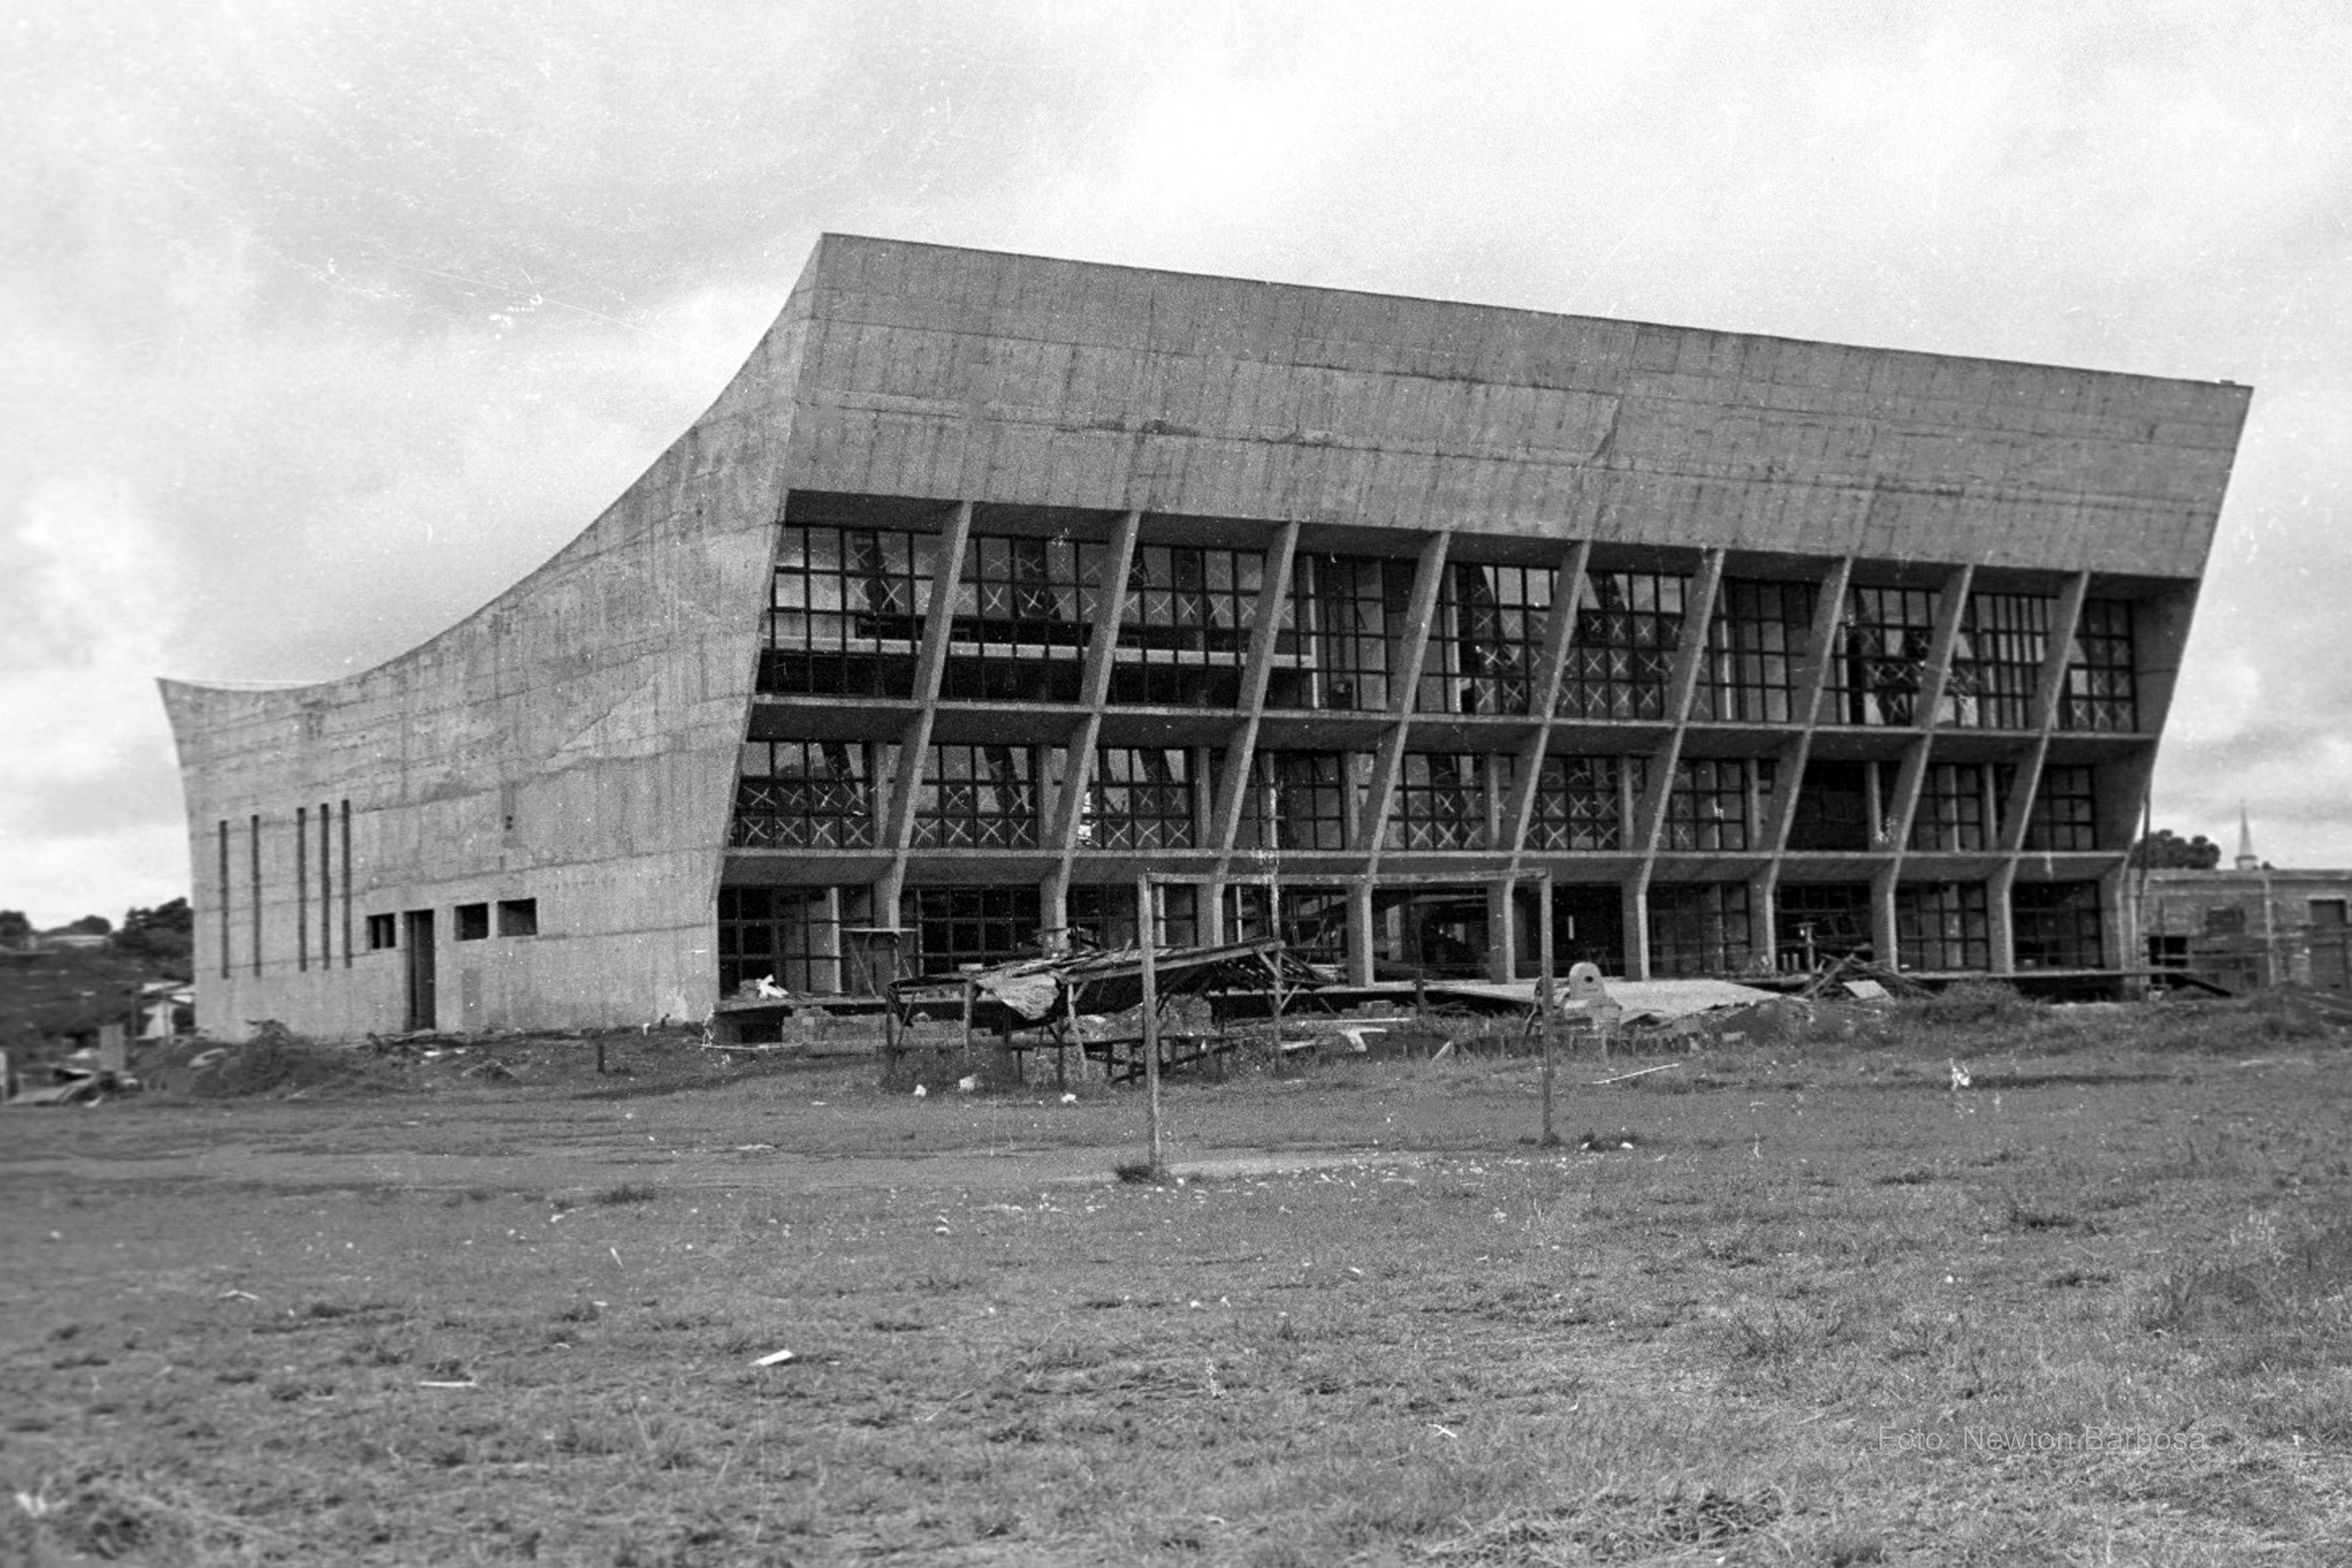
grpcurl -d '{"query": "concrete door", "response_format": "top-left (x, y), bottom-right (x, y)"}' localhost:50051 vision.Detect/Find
top-left (403, 909), bottom-right (437, 1030)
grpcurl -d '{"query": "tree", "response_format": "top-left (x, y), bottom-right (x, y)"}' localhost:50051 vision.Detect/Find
top-left (2128, 828), bottom-right (2222, 870)
top-left (63, 913), bottom-right (113, 935)
top-left (116, 898), bottom-right (194, 966)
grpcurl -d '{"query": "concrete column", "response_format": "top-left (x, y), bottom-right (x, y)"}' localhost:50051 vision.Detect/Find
top-left (1486, 879), bottom-right (1517, 982)
top-left (1348, 878), bottom-right (1376, 986)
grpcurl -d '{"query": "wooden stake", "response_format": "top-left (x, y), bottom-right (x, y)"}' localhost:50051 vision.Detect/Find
top-left (1537, 872), bottom-right (1559, 1148)
top-left (1137, 874), bottom-right (1164, 1179)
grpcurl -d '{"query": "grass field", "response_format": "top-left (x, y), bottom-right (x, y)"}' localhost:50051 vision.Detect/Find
top-left (3, 998), bottom-right (2350, 1565)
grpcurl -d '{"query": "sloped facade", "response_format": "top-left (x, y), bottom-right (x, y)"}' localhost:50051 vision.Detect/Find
top-left (163, 236), bottom-right (2251, 1039)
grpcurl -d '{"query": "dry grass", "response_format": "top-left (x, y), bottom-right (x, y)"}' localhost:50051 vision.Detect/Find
top-left (3, 1000), bottom-right (2350, 1564)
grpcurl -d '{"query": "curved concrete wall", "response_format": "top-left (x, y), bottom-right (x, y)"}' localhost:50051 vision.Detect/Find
top-left (162, 285), bottom-right (811, 1038)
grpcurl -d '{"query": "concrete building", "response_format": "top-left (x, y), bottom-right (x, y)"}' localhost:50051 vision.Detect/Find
top-left (2136, 816), bottom-right (2352, 993)
top-left (161, 236), bottom-right (2252, 1039)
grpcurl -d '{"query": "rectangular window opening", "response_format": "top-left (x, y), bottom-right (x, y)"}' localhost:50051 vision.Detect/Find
top-left (455, 903), bottom-right (490, 942)
top-left (497, 898), bottom-right (538, 937)
top-left (366, 913), bottom-right (398, 951)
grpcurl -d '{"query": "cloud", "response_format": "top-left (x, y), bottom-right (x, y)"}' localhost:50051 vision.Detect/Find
top-left (6, 0), bottom-right (2352, 925)
top-left (0, 475), bottom-right (189, 924)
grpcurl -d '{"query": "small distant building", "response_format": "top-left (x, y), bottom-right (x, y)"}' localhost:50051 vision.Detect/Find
top-left (2134, 817), bottom-right (2352, 992)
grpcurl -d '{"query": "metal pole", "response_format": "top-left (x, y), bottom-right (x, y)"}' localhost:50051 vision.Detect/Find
top-left (1137, 874), bottom-right (1164, 1179)
top-left (1537, 872), bottom-right (1559, 1148)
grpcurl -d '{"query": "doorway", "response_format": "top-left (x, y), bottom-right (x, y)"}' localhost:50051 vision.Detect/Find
top-left (402, 909), bottom-right (437, 1031)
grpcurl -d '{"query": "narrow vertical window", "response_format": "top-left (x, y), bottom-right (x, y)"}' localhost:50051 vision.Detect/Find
top-left (341, 801), bottom-right (353, 969)
top-left (296, 805), bottom-right (309, 972)
top-left (249, 815), bottom-right (262, 975)
top-left (217, 821), bottom-right (232, 979)
top-left (318, 802), bottom-right (332, 968)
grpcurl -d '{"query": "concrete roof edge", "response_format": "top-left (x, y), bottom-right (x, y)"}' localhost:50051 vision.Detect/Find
top-left (801, 233), bottom-right (2254, 398)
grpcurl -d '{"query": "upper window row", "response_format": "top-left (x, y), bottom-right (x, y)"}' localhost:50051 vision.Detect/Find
top-left (753, 525), bottom-right (2138, 730)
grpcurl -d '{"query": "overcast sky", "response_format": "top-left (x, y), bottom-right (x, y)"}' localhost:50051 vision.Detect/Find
top-left (5, 1), bottom-right (2346, 926)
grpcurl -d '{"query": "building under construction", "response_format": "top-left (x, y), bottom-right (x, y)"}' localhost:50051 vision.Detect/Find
top-left (161, 237), bottom-right (2252, 1038)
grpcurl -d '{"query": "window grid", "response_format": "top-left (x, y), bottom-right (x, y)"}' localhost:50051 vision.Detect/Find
top-left (1557, 571), bottom-right (1687, 721)
top-left (1223, 885), bottom-right (1351, 966)
top-left (1692, 580), bottom-right (1814, 724)
top-left (2063, 599), bottom-right (2138, 731)
top-left (1897, 881), bottom-right (1991, 971)
top-left (1776, 882), bottom-right (1877, 963)
top-left (718, 886), bottom-right (845, 994)
top-left (1387, 754), bottom-right (1495, 851)
top-left (1238, 751), bottom-right (1351, 852)
top-left (1417, 562), bottom-right (1553, 716)
top-left (761, 525), bottom-right (935, 697)
top-left (1065, 884), bottom-right (1200, 950)
top-left (1525, 755), bottom-right (1625, 852)
top-left (903, 886), bottom-right (1042, 975)
top-left (2012, 882), bottom-right (2104, 969)
top-left (1830, 586), bottom-right (1940, 726)
top-left (1662, 757), bottom-right (1775, 852)
top-left (732, 742), bottom-right (876, 850)
top-left (1107, 545), bottom-right (1261, 707)
top-left (912, 745), bottom-right (1039, 849)
top-left (939, 534), bottom-right (1093, 702)
top-left (2023, 765), bottom-right (2098, 852)
top-left (1648, 882), bottom-right (1755, 977)
top-left (1948, 592), bottom-right (2050, 730)
top-left (1084, 748), bottom-right (1195, 851)
top-left (1269, 554), bottom-right (1411, 712)
top-left (1909, 763), bottom-right (1994, 853)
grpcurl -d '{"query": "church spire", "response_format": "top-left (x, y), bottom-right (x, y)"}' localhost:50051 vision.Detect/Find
top-left (2235, 803), bottom-right (2260, 871)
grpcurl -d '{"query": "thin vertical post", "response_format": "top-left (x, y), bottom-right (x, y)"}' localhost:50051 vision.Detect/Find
top-left (1137, 874), bottom-right (1164, 1179)
top-left (1537, 872), bottom-right (1559, 1147)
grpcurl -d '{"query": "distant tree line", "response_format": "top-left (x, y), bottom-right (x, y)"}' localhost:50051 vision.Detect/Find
top-left (2128, 828), bottom-right (2223, 870)
top-left (0, 898), bottom-right (193, 964)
